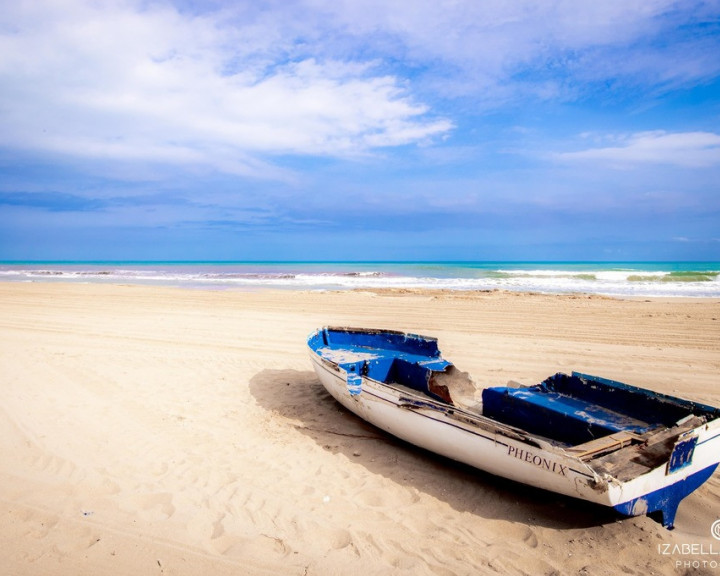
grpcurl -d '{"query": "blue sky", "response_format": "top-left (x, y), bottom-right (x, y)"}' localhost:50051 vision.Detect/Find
top-left (1, 0), bottom-right (719, 261)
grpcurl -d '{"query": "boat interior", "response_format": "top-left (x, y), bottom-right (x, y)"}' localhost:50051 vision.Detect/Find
top-left (481, 373), bottom-right (698, 445)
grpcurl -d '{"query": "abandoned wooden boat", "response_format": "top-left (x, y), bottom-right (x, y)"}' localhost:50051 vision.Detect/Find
top-left (307, 327), bottom-right (720, 528)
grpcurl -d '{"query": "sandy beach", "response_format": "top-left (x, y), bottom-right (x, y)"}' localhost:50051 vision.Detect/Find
top-left (1, 282), bottom-right (719, 576)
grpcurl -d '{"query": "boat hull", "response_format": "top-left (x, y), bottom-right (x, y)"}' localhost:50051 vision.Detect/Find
top-left (310, 324), bottom-right (720, 527)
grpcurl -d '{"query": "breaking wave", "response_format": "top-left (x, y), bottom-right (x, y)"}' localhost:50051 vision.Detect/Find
top-left (0, 262), bottom-right (718, 297)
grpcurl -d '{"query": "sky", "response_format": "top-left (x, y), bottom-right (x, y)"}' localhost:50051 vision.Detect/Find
top-left (1, 0), bottom-right (719, 261)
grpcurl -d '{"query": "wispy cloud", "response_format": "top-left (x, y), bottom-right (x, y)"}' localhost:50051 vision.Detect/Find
top-left (312, 0), bottom-right (720, 100)
top-left (2, 0), bottom-right (717, 179)
top-left (554, 131), bottom-right (720, 168)
top-left (0, 1), bottom-right (452, 177)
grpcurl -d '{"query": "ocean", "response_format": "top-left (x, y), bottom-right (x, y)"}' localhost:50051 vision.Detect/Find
top-left (1, 261), bottom-right (719, 298)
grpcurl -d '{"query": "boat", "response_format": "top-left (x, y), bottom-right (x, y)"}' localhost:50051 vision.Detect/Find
top-left (307, 327), bottom-right (720, 528)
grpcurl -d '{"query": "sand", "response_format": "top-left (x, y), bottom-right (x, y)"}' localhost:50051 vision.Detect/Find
top-left (1, 282), bottom-right (719, 576)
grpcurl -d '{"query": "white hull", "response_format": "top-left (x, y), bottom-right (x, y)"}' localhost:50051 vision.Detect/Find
top-left (309, 348), bottom-right (720, 523)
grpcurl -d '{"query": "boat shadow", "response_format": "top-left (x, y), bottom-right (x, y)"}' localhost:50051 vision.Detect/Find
top-left (248, 368), bottom-right (620, 530)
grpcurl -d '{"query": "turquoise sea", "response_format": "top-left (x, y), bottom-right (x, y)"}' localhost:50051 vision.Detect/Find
top-left (1, 261), bottom-right (719, 298)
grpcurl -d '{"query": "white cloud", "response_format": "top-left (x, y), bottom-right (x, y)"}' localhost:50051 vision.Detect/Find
top-left (0, 0), bottom-right (451, 177)
top-left (1, 0), bottom-right (718, 179)
top-left (307, 0), bottom-right (720, 99)
top-left (555, 131), bottom-right (720, 168)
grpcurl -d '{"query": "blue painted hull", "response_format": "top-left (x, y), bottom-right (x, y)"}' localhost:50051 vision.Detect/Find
top-left (613, 463), bottom-right (719, 529)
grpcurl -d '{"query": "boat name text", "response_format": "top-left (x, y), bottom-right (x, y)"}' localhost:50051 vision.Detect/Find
top-left (507, 446), bottom-right (568, 476)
